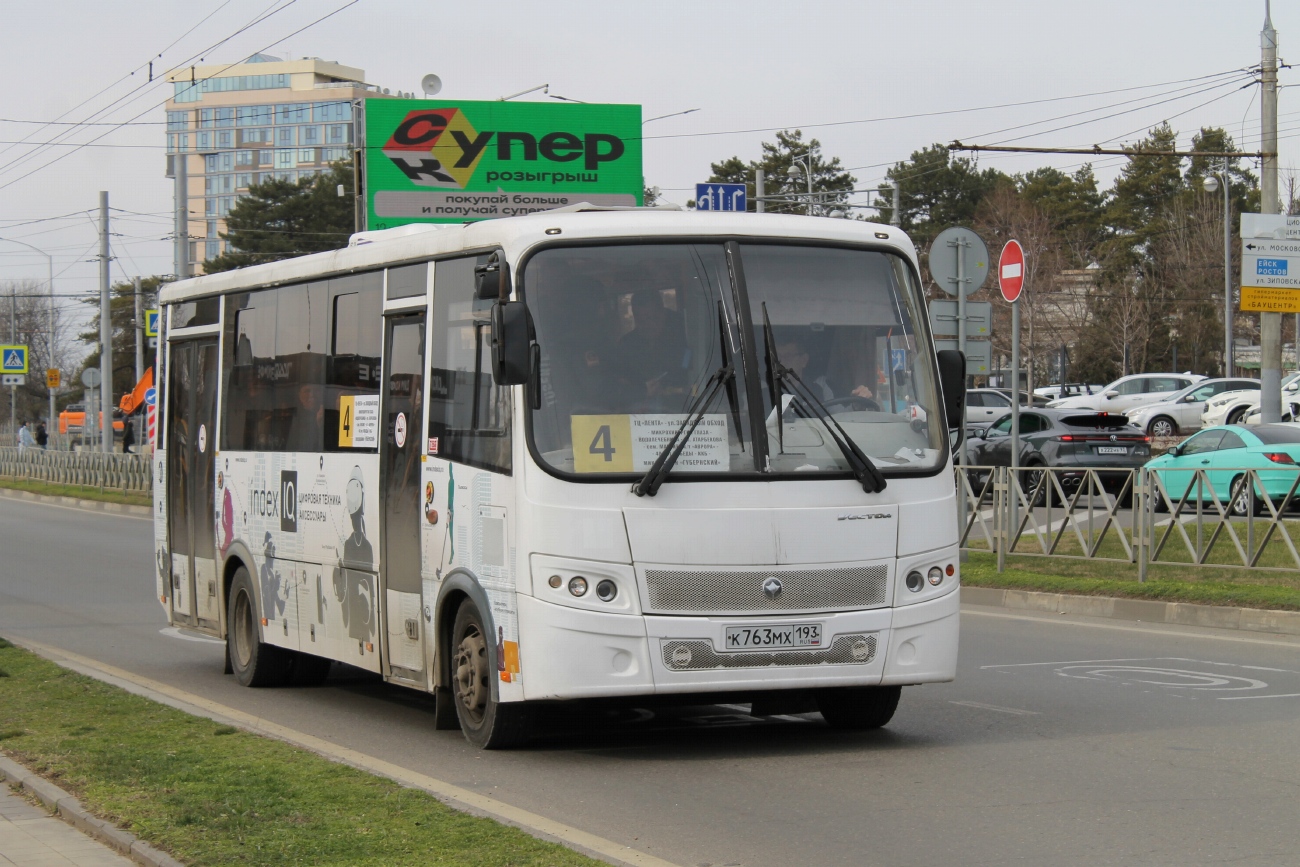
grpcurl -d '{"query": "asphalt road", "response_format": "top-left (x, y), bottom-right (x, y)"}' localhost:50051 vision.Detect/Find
top-left (3, 496), bottom-right (1300, 866)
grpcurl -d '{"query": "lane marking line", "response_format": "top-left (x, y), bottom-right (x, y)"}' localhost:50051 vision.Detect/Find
top-left (1218, 692), bottom-right (1300, 701)
top-left (160, 626), bottom-right (224, 644)
top-left (949, 700), bottom-right (1040, 715)
top-left (962, 607), bottom-right (1300, 649)
top-left (9, 636), bottom-right (683, 867)
top-left (0, 495), bottom-right (151, 522)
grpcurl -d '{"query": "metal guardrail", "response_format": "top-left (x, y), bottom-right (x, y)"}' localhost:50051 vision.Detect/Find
top-left (0, 447), bottom-right (152, 493)
top-left (957, 463), bottom-right (1300, 578)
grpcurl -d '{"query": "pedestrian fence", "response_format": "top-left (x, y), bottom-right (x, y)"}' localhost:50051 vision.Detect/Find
top-left (0, 447), bottom-right (152, 494)
top-left (958, 463), bottom-right (1300, 578)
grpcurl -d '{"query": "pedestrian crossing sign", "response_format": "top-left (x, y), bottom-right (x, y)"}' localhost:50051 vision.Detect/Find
top-left (0, 345), bottom-right (28, 374)
top-left (145, 309), bottom-right (159, 338)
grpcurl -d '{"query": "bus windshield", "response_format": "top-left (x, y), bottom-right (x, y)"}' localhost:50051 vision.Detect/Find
top-left (526, 241), bottom-right (944, 479)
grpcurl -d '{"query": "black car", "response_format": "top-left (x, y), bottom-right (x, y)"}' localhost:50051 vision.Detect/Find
top-left (966, 408), bottom-right (1150, 503)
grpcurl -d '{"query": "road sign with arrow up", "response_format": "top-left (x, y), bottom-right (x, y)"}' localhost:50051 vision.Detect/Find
top-left (695, 183), bottom-right (746, 212)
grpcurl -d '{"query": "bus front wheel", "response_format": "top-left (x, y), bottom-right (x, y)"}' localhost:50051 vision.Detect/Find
top-left (816, 685), bottom-right (902, 729)
top-left (227, 566), bottom-right (292, 687)
top-left (450, 600), bottom-right (530, 749)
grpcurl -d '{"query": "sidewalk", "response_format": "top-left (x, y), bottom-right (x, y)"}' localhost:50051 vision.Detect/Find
top-left (0, 759), bottom-right (181, 867)
top-left (0, 785), bottom-right (133, 867)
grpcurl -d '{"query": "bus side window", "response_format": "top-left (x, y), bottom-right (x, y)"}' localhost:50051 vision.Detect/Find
top-left (325, 274), bottom-right (383, 451)
top-left (428, 255), bottom-right (512, 474)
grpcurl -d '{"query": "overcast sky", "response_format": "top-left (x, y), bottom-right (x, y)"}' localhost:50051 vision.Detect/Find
top-left (2, 0), bottom-right (1296, 341)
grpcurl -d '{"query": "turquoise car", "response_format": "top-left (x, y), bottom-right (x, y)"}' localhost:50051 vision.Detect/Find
top-left (1146, 424), bottom-right (1300, 516)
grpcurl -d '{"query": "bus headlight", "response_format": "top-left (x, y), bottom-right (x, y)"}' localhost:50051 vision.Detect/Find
top-left (595, 579), bottom-right (618, 602)
top-left (568, 577), bottom-right (589, 597)
top-left (906, 570), bottom-right (924, 592)
top-left (928, 566), bottom-right (944, 586)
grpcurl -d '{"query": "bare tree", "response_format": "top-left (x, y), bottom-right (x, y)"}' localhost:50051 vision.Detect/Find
top-left (0, 279), bottom-right (76, 433)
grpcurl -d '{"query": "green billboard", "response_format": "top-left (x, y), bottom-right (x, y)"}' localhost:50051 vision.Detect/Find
top-left (363, 99), bottom-right (642, 228)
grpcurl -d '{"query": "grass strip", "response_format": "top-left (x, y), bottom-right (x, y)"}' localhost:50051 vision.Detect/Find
top-left (0, 478), bottom-right (150, 508)
top-left (964, 551), bottom-right (1300, 610)
top-left (0, 638), bottom-right (602, 867)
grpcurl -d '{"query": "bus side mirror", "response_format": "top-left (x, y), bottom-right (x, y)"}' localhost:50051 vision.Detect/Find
top-left (491, 301), bottom-right (531, 386)
top-left (937, 349), bottom-right (965, 433)
top-left (475, 252), bottom-right (512, 300)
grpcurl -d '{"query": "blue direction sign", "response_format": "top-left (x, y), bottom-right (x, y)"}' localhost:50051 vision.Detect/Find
top-left (695, 183), bottom-right (747, 212)
top-left (144, 387), bottom-right (157, 408)
top-left (145, 309), bottom-right (160, 338)
top-left (1, 345), bottom-right (28, 374)
top-left (891, 348), bottom-right (907, 372)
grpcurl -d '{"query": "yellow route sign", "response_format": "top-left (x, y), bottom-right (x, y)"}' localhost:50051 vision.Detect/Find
top-left (45, 369), bottom-right (60, 389)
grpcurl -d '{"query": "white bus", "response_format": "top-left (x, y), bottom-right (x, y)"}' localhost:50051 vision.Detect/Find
top-left (153, 207), bottom-right (966, 748)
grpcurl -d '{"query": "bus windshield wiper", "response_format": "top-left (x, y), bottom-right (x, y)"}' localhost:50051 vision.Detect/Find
top-left (761, 304), bottom-right (886, 494)
top-left (632, 360), bottom-right (735, 498)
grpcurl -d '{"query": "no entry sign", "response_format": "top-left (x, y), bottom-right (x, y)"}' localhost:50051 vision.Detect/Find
top-left (999, 240), bottom-right (1025, 303)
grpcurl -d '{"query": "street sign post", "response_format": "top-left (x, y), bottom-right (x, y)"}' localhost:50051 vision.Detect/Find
top-left (930, 227), bottom-right (989, 374)
top-left (999, 239), bottom-right (1026, 533)
top-left (695, 183), bottom-right (747, 212)
top-left (144, 309), bottom-right (159, 339)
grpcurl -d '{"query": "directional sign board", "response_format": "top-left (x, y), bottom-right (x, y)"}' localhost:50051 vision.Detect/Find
top-left (1239, 215), bottom-right (1300, 312)
top-left (1, 345), bottom-right (28, 374)
top-left (935, 338), bottom-right (990, 376)
top-left (695, 183), bottom-right (747, 212)
top-left (929, 300), bottom-right (991, 338)
top-left (145, 309), bottom-right (160, 338)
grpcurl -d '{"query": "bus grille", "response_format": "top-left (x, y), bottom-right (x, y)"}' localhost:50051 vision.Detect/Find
top-left (661, 634), bottom-right (877, 671)
top-left (643, 565), bottom-right (889, 614)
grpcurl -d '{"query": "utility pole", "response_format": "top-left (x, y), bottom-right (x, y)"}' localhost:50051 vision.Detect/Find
top-left (1260, 1), bottom-right (1282, 421)
top-left (133, 276), bottom-right (143, 385)
top-left (756, 169), bottom-right (765, 214)
top-left (1223, 158), bottom-right (1234, 377)
top-left (174, 154), bottom-right (189, 280)
top-left (99, 192), bottom-right (113, 453)
top-left (891, 184), bottom-right (900, 227)
top-left (8, 285), bottom-right (14, 437)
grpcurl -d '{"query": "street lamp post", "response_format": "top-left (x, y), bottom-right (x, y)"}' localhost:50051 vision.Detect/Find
top-left (1204, 162), bottom-right (1232, 376)
top-left (786, 152), bottom-right (816, 215)
top-left (0, 237), bottom-right (55, 444)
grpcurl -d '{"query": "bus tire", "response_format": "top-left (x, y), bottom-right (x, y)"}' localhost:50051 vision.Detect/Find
top-left (451, 600), bottom-right (529, 749)
top-left (226, 566), bottom-right (292, 688)
top-left (816, 685), bottom-right (902, 730)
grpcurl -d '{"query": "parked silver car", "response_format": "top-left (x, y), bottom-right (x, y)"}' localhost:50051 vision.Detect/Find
top-left (1124, 378), bottom-right (1261, 437)
top-left (1048, 373), bottom-right (1205, 413)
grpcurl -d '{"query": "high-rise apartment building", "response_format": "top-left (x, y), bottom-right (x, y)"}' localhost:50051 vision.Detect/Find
top-left (164, 55), bottom-right (383, 274)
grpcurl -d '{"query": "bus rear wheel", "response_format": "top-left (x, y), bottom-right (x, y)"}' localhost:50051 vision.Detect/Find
top-left (450, 600), bottom-right (529, 749)
top-left (816, 685), bottom-right (902, 729)
top-left (227, 566), bottom-right (292, 687)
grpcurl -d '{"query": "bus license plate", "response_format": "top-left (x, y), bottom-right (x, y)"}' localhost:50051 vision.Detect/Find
top-left (1097, 446), bottom-right (1127, 454)
top-left (724, 623), bottom-right (823, 651)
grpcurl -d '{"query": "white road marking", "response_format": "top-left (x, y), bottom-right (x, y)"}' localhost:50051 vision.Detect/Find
top-left (10, 636), bottom-right (684, 867)
top-left (0, 495), bottom-right (152, 521)
top-left (160, 626), bottom-right (224, 644)
top-left (949, 700), bottom-right (1040, 715)
top-left (963, 608), bottom-right (1300, 649)
top-left (1218, 692), bottom-right (1300, 701)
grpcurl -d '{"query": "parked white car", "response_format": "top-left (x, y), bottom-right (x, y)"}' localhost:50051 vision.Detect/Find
top-left (1202, 373), bottom-right (1300, 426)
top-left (1047, 373), bottom-right (1206, 413)
top-left (1123, 378), bottom-right (1261, 437)
top-left (1033, 383), bottom-right (1105, 401)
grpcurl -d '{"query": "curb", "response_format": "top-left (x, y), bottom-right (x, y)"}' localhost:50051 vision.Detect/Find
top-left (0, 485), bottom-right (151, 517)
top-left (0, 755), bottom-right (184, 867)
top-left (962, 586), bottom-right (1300, 636)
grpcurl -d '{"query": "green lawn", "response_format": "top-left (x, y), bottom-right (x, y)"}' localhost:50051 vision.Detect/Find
top-left (0, 637), bottom-right (601, 867)
top-left (964, 550), bottom-right (1300, 610)
top-left (0, 478), bottom-right (150, 508)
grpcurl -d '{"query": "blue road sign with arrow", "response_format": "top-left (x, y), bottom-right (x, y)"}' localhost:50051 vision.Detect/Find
top-left (695, 183), bottom-right (747, 212)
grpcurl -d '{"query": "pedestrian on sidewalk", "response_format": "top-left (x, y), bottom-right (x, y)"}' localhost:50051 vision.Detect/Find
top-left (122, 420), bottom-right (135, 454)
top-left (17, 420), bottom-right (36, 454)
top-left (35, 421), bottom-right (48, 450)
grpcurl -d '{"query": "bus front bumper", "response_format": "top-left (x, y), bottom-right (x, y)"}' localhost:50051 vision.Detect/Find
top-left (515, 588), bottom-right (959, 702)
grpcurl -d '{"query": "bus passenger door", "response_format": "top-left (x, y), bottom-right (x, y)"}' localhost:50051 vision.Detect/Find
top-left (380, 312), bottom-right (427, 683)
top-left (165, 338), bottom-right (220, 629)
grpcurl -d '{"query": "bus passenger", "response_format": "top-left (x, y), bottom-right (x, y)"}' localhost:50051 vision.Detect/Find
top-left (618, 290), bottom-right (690, 400)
